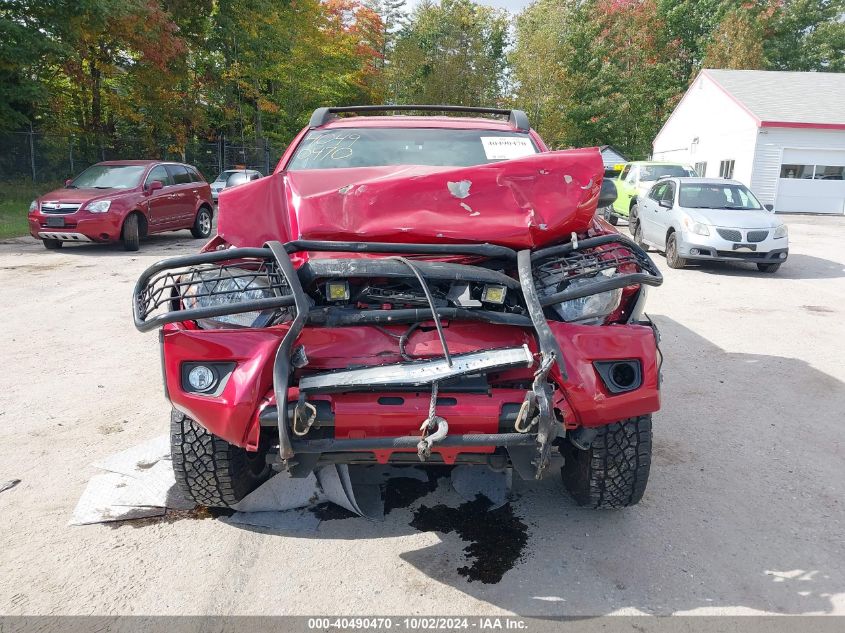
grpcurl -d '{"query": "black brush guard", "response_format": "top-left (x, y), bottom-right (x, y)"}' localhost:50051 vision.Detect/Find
top-left (133, 237), bottom-right (662, 478)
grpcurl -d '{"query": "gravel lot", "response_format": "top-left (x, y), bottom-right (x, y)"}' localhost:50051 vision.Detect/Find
top-left (0, 216), bottom-right (843, 616)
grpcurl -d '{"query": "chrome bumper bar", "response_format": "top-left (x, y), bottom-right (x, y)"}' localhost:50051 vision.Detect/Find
top-left (298, 345), bottom-right (534, 393)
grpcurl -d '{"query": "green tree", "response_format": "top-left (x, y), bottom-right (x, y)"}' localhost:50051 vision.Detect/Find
top-left (765, 0), bottom-right (845, 71)
top-left (388, 0), bottom-right (509, 105)
top-left (0, 2), bottom-right (56, 130)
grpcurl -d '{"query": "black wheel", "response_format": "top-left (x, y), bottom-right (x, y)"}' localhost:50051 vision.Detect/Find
top-left (42, 238), bottom-right (62, 250)
top-left (170, 409), bottom-right (272, 508)
top-left (633, 221), bottom-right (647, 250)
top-left (603, 206), bottom-right (618, 225)
top-left (665, 232), bottom-right (686, 269)
top-left (191, 206), bottom-right (212, 239)
top-left (757, 263), bottom-right (781, 273)
top-left (122, 213), bottom-right (140, 251)
top-left (628, 203), bottom-right (639, 235)
top-left (561, 415), bottom-right (652, 509)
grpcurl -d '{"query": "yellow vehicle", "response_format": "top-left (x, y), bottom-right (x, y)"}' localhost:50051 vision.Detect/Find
top-left (602, 161), bottom-right (696, 231)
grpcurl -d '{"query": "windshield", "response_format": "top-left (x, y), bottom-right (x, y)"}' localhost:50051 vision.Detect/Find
top-left (640, 165), bottom-right (695, 181)
top-left (213, 171), bottom-right (239, 183)
top-left (287, 128), bottom-right (539, 170)
top-left (226, 172), bottom-right (250, 186)
top-left (679, 183), bottom-right (763, 210)
top-left (70, 164), bottom-right (146, 189)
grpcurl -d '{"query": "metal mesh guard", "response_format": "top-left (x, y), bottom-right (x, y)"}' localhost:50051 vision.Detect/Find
top-left (534, 242), bottom-right (643, 285)
top-left (134, 255), bottom-right (293, 331)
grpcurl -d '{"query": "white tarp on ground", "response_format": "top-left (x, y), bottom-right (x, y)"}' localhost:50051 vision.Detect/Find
top-left (72, 435), bottom-right (511, 528)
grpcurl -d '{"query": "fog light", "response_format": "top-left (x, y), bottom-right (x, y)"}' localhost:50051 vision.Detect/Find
top-left (481, 284), bottom-right (507, 305)
top-left (326, 281), bottom-right (350, 302)
top-left (779, 253), bottom-right (786, 259)
top-left (187, 365), bottom-right (216, 392)
top-left (690, 248), bottom-right (700, 256)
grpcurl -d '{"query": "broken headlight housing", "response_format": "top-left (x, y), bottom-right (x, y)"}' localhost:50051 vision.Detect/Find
top-left (182, 266), bottom-right (281, 328)
top-left (551, 268), bottom-right (622, 325)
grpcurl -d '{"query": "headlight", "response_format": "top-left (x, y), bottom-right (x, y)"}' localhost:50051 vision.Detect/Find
top-left (28, 200), bottom-right (38, 213)
top-left (682, 217), bottom-right (709, 236)
top-left (773, 224), bottom-right (787, 239)
top-left (86, 200), bottom-right (111, 213)
top-left (552, 269), bottom-right (622, 325)
top-left (182, 266), bottom-right (279, 328)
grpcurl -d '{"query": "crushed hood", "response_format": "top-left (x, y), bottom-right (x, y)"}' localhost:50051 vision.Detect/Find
top-left (217, 148), bottom-right (604, 249)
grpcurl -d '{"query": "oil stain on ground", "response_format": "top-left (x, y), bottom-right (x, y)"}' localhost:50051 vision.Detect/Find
top-left (107, 506), bottom-right (234, 529)
top-left (410, 496), bottom-right (529, 584)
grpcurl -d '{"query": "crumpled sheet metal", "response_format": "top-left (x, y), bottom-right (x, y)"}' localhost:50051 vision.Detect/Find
top-left (73, 437), bottom-right (514, 527)
top-left (218, 148), bottom-right (604, 249)
top-left (71, 436), bottom-right (384, 526)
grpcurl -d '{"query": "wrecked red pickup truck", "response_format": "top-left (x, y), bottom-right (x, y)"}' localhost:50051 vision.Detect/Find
top-left (133, 105), bottom-right (663, 509)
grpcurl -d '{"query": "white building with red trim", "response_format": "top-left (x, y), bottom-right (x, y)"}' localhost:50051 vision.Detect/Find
top-left (652, 69), bottom-right (845, 214)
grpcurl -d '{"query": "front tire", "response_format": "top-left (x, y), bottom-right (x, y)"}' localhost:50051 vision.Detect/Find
top-left (603, 206), bottom-right (618, 226)
top-left (665, 232), bottom-right (686, 269)
top-left (757, 263), bottom-right (781, 273)
top-left (170, 409), bottom-right (272, 507)
top-left (628, 203), bottom-right (639, 235)
top-left (42, 238), bottom-right (62, 250)
top-left (122, 214), bottom-right (140, 251)
top-left (191, 206), bottom-right (212, 239)
top-left (633, 221), bottom-right (647, 251)
top-left (561, 415), bottom-right (652, 509)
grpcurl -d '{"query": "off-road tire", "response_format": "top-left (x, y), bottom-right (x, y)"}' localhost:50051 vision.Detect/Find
top-left (757, 263), bottom-right (781, 273)
top-left (170, 409), bottom-right (272, 507)
top-left (42, 238), bottom-right (62, 250)
top-left (633, 221), bottom-right (647, 251)
top-left (560, 415), bottom-right (652, 509)
top-left (628, 203), bottom-right (639, 235)
top-left (122, 213), bottom-right (140, 251)
top-left (665, 232), bottom-right (686, 269)
top-left (602, 206), bottom-right (618, 225)
top-left (191, 206), bottom-right (213, 239)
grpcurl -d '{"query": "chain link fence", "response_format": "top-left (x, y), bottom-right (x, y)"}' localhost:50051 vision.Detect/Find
top-left (0, 130), bottom-right (279, 201)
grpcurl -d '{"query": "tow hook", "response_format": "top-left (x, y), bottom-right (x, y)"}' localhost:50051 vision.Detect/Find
top-left (514, 354), bottom-right (555, 433)
top-left (417, 382), bottom-right (449, 461)
top-left (292, 394), bottom-right (317, 436)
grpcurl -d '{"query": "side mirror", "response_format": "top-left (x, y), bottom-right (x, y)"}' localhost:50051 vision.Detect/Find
top-left (764, 204), bottom-right (774, 212)
top-left (65, 179), bottom-right (73, 187)
top-left (659, 199), bottom-right (673, 209)
top-left (145, 180), bottom-right (163, 194)
top-left (598, 179), bottom-right (617, 208)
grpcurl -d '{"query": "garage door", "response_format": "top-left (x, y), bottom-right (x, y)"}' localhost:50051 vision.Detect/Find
top-left (777, 148), bottom-right (845, 214)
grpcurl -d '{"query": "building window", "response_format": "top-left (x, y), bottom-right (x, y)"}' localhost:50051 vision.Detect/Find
top-left (694, 162), bottom-right (707, 177)
top-left (812, 165), bottom-right (844, 180)
top-left (780, 164), bottom-right (813, 179)
top-left (779, 164), bottom-right (843, 179)
top-left (719, 160), bottom-right (735, 179)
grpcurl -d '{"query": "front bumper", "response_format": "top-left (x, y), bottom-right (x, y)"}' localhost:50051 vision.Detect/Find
top-left (135, 237), bottom-right (663, 478)
top-left (29, 211), bottom-right (123, 243)
top-left (677, 230), bottom-right (789, 263)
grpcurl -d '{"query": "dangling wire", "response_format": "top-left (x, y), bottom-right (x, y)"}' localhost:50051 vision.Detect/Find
top-left (388, 256), bottom-right (452, 367)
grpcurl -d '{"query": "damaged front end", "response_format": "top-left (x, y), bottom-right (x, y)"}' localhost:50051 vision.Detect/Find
top-left (134, 232), bottom-right (662, 481)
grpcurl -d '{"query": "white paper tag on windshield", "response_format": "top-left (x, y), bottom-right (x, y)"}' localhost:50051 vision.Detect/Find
top-left (481, 136), bottom-right (536, 160)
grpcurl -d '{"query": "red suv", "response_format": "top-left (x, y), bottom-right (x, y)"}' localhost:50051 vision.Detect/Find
top-left (28, 160), bottom-right (214, 251)
top-left (133, 106), bottom-right (663, 510)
